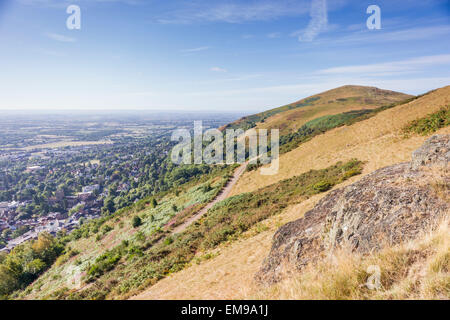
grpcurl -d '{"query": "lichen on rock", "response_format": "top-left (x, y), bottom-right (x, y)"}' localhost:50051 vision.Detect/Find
top-left (256, 135), bottom-right (449, 285)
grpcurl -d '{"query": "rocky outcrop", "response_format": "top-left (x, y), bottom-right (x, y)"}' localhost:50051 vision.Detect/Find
top-left (411, 134), bottom-right (449, 169)
top-left (256, 135), bottom-right (449, 285)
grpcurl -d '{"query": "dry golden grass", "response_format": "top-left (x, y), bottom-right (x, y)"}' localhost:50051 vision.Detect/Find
top-left (257, 85), bottom-right (411, 135)
top-left (131, 86), bottom-right (449, 301)
top-left (130, 175), bottom-right (365, 301)
top-left (231, 85), bottom-right (450, 196)
top-left (251, 218), bottom-right (449, 300)
top-left (131, 165), bottom-right (430, 300)
top-left (131, 193), bottom-right (329, 300)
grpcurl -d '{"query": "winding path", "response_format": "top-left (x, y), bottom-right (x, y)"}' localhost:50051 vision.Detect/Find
top-left (172, 162), bottom-right (247, 234)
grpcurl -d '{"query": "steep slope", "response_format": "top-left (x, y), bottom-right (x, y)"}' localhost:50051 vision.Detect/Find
top-left (134, 86), bottom-right (449, 300)
top-left (171, 162), bottom-right (247, 234)
top-left (13, 165), bottom-right (236, 300)
top-left (257, 134), bottom-right (449, 284)
top-left (231, 85), bottom-right (450, 196)
top-left (17, 160), bottom-right (363, 300)
top-left (223, 85), bottom-right (412, 136)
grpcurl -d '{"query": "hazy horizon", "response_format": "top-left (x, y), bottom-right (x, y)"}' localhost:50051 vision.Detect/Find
top-left (0, 83), bottom-right (444, 115)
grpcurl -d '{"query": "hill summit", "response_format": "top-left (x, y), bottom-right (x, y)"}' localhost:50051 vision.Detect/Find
top-left (223, 85), bottom-right (412, 135)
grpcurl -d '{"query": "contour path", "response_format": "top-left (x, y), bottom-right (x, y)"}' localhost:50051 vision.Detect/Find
top-left (172, 162), bottom-right (248, 234)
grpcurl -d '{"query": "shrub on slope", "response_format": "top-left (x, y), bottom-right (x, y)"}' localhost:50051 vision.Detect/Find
top-left (403, 106), bottom-right (450, 136)
top-left (52, 160), bottom-right (364, 299)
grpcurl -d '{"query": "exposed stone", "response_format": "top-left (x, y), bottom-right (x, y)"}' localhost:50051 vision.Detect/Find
top-left (411, 134), bottom-right (450, 170)
top-left (256, 135), bottom-right (449, 285)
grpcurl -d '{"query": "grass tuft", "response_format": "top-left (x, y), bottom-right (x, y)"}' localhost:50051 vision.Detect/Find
top-left (253, 219), bottom-right (449, 300)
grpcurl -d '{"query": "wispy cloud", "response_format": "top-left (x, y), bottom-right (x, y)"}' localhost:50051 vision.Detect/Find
top-left (45, 32), bottom-right (76, 42)
top-left (156, 0), bottom-right (311, 24)
top-left (187, 76), bottom-right (450, 101)
top-left (297, 0), bottom-right (328, 42)
top-left (181, 46), bottom-right (210, 53)
top-left (317, 54), bottom-right (450, 76)
top-left (328, 24), bottom-right (450, 45)
top-left (210, 67), bottom-right (227, 72)
top-left (267, 32), bottom-right (282, 38)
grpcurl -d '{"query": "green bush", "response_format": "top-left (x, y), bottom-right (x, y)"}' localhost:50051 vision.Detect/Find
top-left (403, 106), bottom-right (449, 136)
top-left (0, 232), bottom-right (64, 297)
top-left (87, 250), bottom-right (122, 279)
top-left (202, 184), bottom-right (212, 193)
top-left (101, 225), bottom-right (113, 235)
top-left (131, 216), bottom-right (142, 228)
top-left (343, 168), bottom-right (363, 180)
top-left (163, 237), bottom-right (173, 246)
top-left (313, 181), bottom-right (332, 192)
top-left (136, 232), bottom-right (146, 243)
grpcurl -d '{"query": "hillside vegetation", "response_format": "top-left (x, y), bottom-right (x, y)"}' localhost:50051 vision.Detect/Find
top-left (231, 85), bottom-right (450, 196)
top-left (403, 105), bottom-right (450, 136)
top-left (223, 85), bottom-right (412, 135)
top-left (278, 97), bottom-right (420, 154)
top-left (3, 164), bottom-right (236, 299)
top-left (256, 134), bottom-right (449, 286)
top-left (134, 86), bottom-right (449, 300)
top-left (15, 159), bottom-right (363, 299)
top-left (256, 133), bottom-right (449, 299)
top-left (253, 218), bottom-right (449, 300)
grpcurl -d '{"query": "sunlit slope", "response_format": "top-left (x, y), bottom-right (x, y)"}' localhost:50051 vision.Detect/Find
top-left (131, 193), bottom-right (324, 300)
top-left (133, 86), bottom-right (449, 300)
top-left (230, 85), bottom-right (450, 196)
top-left (18, 166), bottom-right (235, 300)
top-left (223, 85), bottom-right (412, 135)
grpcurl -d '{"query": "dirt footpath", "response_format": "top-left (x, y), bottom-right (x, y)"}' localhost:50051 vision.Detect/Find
top-left (172, 162), bottom-right (248, 234)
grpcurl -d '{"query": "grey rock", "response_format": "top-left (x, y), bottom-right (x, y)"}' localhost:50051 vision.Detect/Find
top-left (256, 135), bottom-right (449, 285)
top-left (411, 134), bottom-right (450, 170)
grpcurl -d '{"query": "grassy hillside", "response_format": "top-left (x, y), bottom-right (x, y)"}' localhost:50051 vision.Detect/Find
top-left (223, 85), bottom-right (412, 135)
top-left (15, 159), bottom-right (363, 300)
top-left (3, 164), bottom-right (236, 299)
top-left (277, 97), bottom-right (421, 154)
top-left (403, 105), bottom-right (449, 136)
top-left (134, 86), bottom-right (449, 300)
top-left (231, 85), bottom-right (450, 196)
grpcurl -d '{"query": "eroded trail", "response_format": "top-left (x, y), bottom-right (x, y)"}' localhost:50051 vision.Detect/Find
top-left (172, 162), bottom-right (248, 234)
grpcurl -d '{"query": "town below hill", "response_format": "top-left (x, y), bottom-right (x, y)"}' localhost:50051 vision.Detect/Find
top-left (0, 113), bottom-right (239, 252)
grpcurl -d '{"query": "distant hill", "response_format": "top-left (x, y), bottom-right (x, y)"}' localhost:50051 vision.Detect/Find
top-left (230, 85), bottom-right (449, 196)
top-left (222, 85), bottom-right (412, 136)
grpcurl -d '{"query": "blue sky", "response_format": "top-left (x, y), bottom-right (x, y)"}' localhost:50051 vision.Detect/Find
top-left (0, 0), bottom-right (449, 112)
